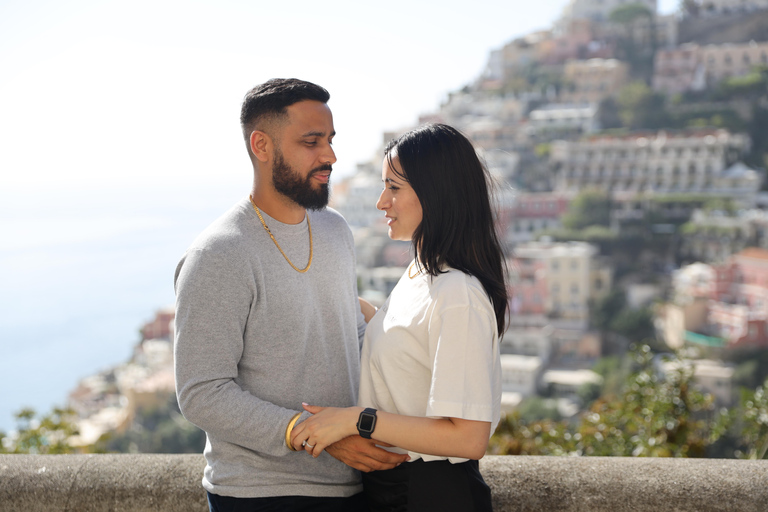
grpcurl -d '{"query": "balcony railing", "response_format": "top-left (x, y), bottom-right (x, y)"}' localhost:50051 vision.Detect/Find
top-left (1, 454), bottom-right (766, 511)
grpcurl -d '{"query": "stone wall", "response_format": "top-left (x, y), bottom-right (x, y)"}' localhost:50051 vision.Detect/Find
top-left (1, 454), bottom-right (767, 511)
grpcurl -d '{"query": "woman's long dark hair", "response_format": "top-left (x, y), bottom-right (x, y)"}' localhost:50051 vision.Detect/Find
top-left (385, 123), bottom-right (509, 337)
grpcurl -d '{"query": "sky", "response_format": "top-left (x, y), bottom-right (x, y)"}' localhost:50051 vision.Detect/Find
top-left (1, 0), bottom-right (679, 192)
top-left (0, 0), bottom-right (680, 432)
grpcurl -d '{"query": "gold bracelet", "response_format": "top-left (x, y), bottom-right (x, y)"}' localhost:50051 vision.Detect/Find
top-left (285, 412), bottom-right (302, 451)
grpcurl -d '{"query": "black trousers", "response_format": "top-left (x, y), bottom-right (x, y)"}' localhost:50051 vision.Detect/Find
top-left (362, 459), bottom-right (493, 512)
top-left (207, 491), bottom-right (368, 512)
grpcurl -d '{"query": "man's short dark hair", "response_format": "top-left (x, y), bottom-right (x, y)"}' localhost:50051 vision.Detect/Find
top-left (240, 78), bottom-right (330, 142)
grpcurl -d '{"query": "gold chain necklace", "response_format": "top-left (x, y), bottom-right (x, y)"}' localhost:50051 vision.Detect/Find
top-left (408, 261), bottom-right (422, 279)
top-left (249, 195), bottom-right (312, 273)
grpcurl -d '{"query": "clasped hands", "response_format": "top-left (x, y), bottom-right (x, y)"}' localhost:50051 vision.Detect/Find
top-left (291, 403), bottom-right (408, 472)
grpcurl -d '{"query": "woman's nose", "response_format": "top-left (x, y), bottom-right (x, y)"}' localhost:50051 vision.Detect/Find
top-left (376, 189), bottom-right (389, 211)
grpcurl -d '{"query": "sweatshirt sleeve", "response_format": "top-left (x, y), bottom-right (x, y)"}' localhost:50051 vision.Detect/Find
top-left (173, 247), bottom-right (304, 456)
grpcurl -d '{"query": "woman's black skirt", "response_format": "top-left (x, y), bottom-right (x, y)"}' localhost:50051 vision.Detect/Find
top-left (361, 458), bottom-right (492, 512)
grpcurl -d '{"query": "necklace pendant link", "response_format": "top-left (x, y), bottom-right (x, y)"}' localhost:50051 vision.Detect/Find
top-left (249, 195), bottom-right (313, 273)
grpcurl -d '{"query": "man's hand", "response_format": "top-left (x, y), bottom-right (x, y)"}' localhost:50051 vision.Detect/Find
top-left (326, 435), bottom-right (409, 472)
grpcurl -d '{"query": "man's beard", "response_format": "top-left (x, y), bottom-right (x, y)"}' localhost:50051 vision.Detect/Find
top-left (272, 149), bottom-right (330, 211)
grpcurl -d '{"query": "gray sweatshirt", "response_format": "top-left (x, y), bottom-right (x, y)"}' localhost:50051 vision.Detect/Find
top-left (174, 198), bottom-right (365, 498)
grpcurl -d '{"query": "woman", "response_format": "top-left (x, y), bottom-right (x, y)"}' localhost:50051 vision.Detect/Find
top-left (292, 123), bottom-right (508, 511)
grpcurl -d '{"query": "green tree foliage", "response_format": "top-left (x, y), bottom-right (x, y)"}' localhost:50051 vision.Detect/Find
top-left (725, 348), bottom-right (768, 390)
top-left (534, 143), bottom-right (551, 159)
top-left (561, 190), bottom-right (612, 230)
top-left (597, 97), bottom-right (623, 130)
top-left (608, 5), bottom-right (656, 82)
top-left (609, 307), bottom-right (655, 341)
top-left (747, 106), bottom-right (768, 171)
top-left (1, 394), bottom-right (205, 455)
top-left (0, 407), bottom-right (80, 454)
top-left (609, 3), bottom-right (653, 23)
top-left (93, 393), bottom-right (205, 454)
top-left (489, 345), bottom-right (729, 457)
top-left (616, 82), bottom-right (669, 129)
top-left (716, 67), bottom-right (768, 100)
top-left (517, 397), bottom-right (562, 423)
top-left (734, 379), bottom-right (768, 459)
top-left (590, 289), bottom-right (627, 332)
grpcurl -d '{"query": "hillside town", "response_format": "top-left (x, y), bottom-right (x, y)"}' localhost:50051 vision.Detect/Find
top-left (61, 0), bottom-right (768, 449)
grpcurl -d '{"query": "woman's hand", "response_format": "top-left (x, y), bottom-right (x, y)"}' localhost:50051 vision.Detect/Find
top-left (290, 403), bottom-right (362, 457)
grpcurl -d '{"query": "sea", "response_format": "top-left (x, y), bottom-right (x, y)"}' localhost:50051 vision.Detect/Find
top-left (0, 178), bottom-right (251, 434)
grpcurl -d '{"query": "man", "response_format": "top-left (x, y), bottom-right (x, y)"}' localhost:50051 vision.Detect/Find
top-left (174, 78), bottom-right (408, 511)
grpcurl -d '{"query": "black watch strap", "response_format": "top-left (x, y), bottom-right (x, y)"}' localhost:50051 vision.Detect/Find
top-left (356, 407), bottom-right (377, 439)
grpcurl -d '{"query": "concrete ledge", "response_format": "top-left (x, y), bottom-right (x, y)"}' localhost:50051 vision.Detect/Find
top-left (481, 456), bottom-right (768, 511)
top-left (0, 454), bottom-right (207, 512)
top-left (1, 454), bottom-right (767, 511)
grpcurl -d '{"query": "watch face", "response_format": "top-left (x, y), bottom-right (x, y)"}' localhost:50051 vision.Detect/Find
top-left (359, 413), bottom-right (375, 431)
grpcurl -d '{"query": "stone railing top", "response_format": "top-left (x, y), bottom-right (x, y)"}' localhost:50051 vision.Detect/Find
top-left (1, 454), bottom-right (767, 512)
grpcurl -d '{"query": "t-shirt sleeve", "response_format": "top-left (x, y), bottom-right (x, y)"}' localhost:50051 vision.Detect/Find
top-left (425, 303), bottom-right (497, 423)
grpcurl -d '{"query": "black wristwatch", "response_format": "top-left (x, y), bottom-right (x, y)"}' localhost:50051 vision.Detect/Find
top-left (356, 408), bottom-right (377, 439)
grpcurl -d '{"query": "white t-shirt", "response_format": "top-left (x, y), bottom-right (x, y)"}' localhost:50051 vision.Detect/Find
top-left (358, 263), bottom-right (501, 463)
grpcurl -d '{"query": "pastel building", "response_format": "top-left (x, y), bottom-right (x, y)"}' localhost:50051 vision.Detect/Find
top-left (652, 43), bottom-right (707, 95)
top-left (140, 308), bottom-right (175, 342)
top-left (510, 241), bottom-right (612, 323)
top-left (653, 41), bottom-right (768, 94)
top-left (662, 248), bottom-right (768, 348)
top-left (701, 40), bottom-right (768, 83)
top-left (559, 58), bottom-right (630, 104)
top-left (502, 192), bottom-right (572, 245)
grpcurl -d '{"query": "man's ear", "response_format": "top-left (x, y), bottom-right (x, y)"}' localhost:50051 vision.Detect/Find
top-left (249, 130), bottom-right (271, 163)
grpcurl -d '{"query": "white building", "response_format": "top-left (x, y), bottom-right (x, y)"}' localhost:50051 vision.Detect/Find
top-left (542, 368), bottom-right (602, 397)
top-left (331, 161), bottom-right (384, 229)
top-left (501, 354), bottom-right (544, 395)
top-left (527, 103), bottom-right (599, 135)
top-left (551, 129), bottom-right (760, 206)
top-left (502, 316), bottom-right (555, 361)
